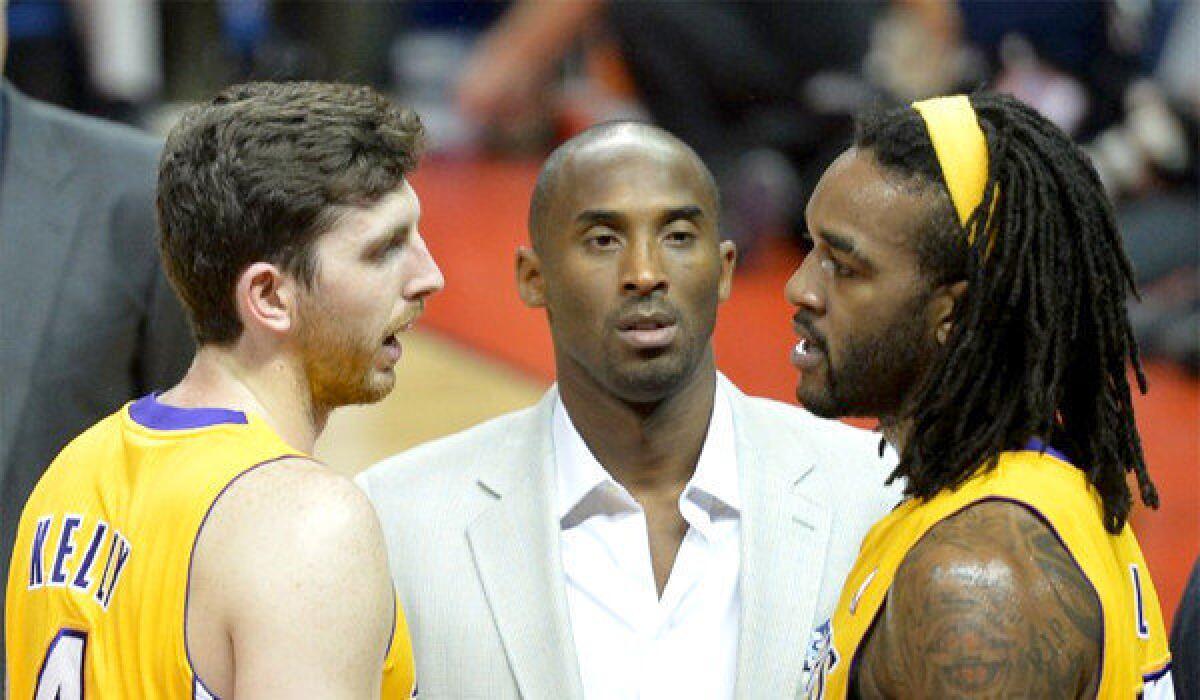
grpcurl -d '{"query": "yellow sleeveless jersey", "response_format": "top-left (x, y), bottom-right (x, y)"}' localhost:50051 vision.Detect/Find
top-left (803, 445), bottom-right (1172, 699)
top-left (6, 394), bottom-right (416, 698)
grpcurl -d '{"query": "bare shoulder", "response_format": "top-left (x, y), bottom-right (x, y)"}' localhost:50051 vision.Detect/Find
top-left (221, 456), bottom-right (379, 521)
top-left (197, 456), bottom-right (388, 580)
top-left (189, 457), bottom-right (394, 695)
top-left (861, 499), bottom-right (1101, 698)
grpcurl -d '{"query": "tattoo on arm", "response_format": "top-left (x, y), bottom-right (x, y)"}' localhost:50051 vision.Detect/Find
top-left (862, 501), bottom-right (1101, 698)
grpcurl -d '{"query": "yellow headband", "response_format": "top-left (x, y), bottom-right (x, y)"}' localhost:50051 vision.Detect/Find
top-left (911, 95), bottom-right (989, 229)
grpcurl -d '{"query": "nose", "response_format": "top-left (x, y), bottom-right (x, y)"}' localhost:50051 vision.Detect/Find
top-left (784, 253), bottom-right (824, 315)
top-left (620, 236), bottom-right (668, 297)
top-left (404, 232), bottom-right (445, 301)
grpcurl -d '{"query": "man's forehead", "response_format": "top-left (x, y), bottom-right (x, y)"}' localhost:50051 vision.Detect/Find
top-left (329, 182), bottom-right (419, 240)
top-left (556, 139), bottom-right (713, 212)
top-left (808, 148), bottom-right (932, 249)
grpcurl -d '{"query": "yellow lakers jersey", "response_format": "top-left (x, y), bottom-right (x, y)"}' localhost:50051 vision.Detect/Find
top-left (804, 445), bottom-right (1172, 699)
top-left (6, 394), bottom-right (415, 698)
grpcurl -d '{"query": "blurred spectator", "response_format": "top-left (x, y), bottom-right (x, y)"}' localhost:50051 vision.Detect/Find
top-left (873, 0), bottom-right (1198, 373)
top-left (3, 0), bottom-right (89, 109)
top-left (607, 2), bottom-right (883, 251)
top-left (456, 0), bottom-right (885, 253)
top-left (865, 0), bottom-right (976, 102)
top-left (3, 0), bottom-right (159, 122)
top-left (0, 4), bottom-right (192, 679)
top-left (391, 2), bottom-right (509, 156)
top-left (454, 0), bottom-right (598, 149)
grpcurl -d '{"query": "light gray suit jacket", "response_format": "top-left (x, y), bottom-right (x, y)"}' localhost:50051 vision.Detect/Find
top-left (0, 83), bottom-right (193, 678)
top-left (358, 375), bottom-right (901, 699)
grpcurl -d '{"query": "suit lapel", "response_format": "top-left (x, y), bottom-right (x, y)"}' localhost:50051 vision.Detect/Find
top-left (465, 389), bottom-right (584, 700)
top-left (729, 380), bottom-right (833, 699)
top-left (0, 85), bottom-right (78, 474)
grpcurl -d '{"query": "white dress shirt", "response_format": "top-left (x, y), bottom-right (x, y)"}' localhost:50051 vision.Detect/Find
top-left (552, 383), bottom-right (741, 700)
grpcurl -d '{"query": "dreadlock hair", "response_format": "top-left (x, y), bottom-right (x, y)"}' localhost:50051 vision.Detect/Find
top-left (856, 92), bottom-right (1156, 533)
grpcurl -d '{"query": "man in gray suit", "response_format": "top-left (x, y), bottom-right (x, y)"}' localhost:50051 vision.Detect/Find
top-left (0, 10), bottom-right (192, 680)
top-left (358, 122), bottom-right (900, 699)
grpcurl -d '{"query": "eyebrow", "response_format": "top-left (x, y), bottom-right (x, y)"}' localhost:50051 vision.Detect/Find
top-left (818, 229), bottom-right (872, 266)
top-left (367, 223), bottom-right (412, 248)
top-left (661, 205), bottom-right (704, 223)
top-left (575, 205), bottom-right (706, 228)
top-left (575, 209), bottom-right (623, 228)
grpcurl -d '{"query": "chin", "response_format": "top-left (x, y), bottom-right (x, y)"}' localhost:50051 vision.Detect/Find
top-left (796, 382), bottom-right (843, 419)
top-left (607, 359), bottom-right (692, 403)
top-left (317, 373), bottom-right (395, 410)
top-left (358, 374), bottom-right (396, 406)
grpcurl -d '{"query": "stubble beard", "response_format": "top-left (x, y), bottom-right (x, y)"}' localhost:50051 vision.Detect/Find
top-left (604, 312), bottom-right (714, 405)
top-left (296, 305), bottom-right (391, 413)
top-left (801, 291), bottom-right (936, 421)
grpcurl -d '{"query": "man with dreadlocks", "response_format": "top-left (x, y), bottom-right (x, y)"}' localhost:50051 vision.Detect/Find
top-left (789, 92), bottom-right (1173, 698)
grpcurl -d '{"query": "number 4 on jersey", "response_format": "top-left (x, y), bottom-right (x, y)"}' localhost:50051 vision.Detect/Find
top-left (35, 628), bottom-right (87, 700)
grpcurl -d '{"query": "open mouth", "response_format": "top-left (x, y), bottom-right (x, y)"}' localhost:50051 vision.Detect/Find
top-left (381, 332), bottom-right (403, 362)
top-left (616, 314), bottom-right (678, 349)
top-left (381, 313), bottom-right (420, 362)
top-left (790, 327), bottom-right (826, 371)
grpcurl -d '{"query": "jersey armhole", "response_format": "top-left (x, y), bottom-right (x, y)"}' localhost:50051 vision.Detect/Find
top-left (183, 454), bottom-right (301, 700)
top-left (847, 600), bottom-right (886, 697)
top-left (851, 495), bottom-right (1106, 697)
top-left (386, 590), bottom-right (397, 659)
top-left (974, 496), bottom-right (1106, 693)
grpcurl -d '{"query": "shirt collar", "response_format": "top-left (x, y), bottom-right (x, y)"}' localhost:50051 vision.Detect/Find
top-left (552, 380), bottom-right (740, 528)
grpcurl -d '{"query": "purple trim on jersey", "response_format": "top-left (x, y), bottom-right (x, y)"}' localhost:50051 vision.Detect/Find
top-left (183, 455), bottom-right (300, 700)
top-left (129, 394), bottom-right (247, 431)
top-left (1024, 438), bottom-right (1070, 464)
top-left (386, 591), bottom-right (397, 658)
top-left (1144, 661), bottom-right (1173, 682)
top-left (194, 674), bottom-right (221, 700)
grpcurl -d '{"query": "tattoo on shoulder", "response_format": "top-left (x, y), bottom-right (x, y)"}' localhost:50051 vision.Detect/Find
top-left (869, 501), bottom-right (1101, 698)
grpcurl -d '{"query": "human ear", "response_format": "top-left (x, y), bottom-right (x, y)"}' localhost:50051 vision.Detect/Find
top-left (933, 280), bottom-right (968, 345)
top-left (235, 262), bottom-right (295, 336)
top-left (717, 240), bottom-right (737, 302)
top-left (516, 247), bottom-right (546, 308)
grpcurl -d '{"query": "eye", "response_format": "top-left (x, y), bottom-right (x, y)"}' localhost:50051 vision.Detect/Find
top-left (585, 232), bottom-right (621, 251)
top-left (819, 254), bottom-right (855, 278)
top-left (664, 230), bottom-right (696, 245)
top-left (365, 227), bottom-right (413, 262)
top-left (366, 239), bottom-right (401, 262)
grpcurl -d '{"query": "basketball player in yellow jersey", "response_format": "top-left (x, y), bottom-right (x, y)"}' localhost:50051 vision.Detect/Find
top-left (6, 81), bottom-right (443, 698)
top-left (786, 92), bottom-right (1174, 698)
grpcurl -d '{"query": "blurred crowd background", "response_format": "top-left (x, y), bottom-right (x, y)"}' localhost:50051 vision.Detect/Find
top-left (7, 0), bottom-right (1197, 373)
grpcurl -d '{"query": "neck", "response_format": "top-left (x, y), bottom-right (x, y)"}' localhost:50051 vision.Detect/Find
top-left (158, 342), bottom-right (326, 453)
top-left (879, 415), bottom-right (909, 456)
top-left (557, 350), bottom-right (718, 496)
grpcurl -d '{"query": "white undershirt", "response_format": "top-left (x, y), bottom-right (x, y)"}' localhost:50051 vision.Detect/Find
top-left (552, 384), bottom-right (741, 700)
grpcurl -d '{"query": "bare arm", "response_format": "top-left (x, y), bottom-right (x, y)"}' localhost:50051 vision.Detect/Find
top-left (189, 458), bottom-right (395, 699)
top-left (857, 500), bottom-right (1102, 698)
top-left (455, 0), bottom-right (604, 125)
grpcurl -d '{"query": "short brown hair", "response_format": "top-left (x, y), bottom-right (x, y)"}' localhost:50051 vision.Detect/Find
top-left (157, 81), bottom-right (425, 344)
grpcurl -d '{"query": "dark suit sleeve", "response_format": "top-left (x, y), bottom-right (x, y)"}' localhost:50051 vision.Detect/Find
top-left (111, 183), bottom-right (194, 394)
top-left (139, 263), bottom-right (193, 392)
top-left (1172, 558), bottom-right (1200, 698)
